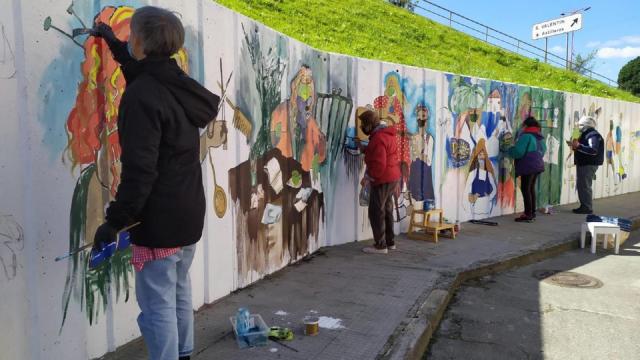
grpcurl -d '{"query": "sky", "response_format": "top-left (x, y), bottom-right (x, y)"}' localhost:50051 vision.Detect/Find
top-left (415, 0), bottom-right (640, 83)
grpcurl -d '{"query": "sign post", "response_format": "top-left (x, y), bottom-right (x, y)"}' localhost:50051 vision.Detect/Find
top-left (532, 13), bottom-right (583, 68)
top-left (544, 38), bottom-right (548, 63)
top-left (566, 33), bottom-right (570, 69)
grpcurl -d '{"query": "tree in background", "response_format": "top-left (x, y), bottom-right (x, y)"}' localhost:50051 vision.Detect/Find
top-left (571, 50), bottom-right (597, 75)
top-left (618, 56), bottom-right (640, 96)
top-left (388, 0), bottom-right (415, 12)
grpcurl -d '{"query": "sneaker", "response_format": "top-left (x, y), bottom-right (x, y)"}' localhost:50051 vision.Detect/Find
top-left (515, 214), bottom-right (534, 223)
top-left (572, 207), bottom-right (593, 214)
top-left (362, 246), bottom-right (388, 254)
top-left (388, 244), bottom-right (397, 250)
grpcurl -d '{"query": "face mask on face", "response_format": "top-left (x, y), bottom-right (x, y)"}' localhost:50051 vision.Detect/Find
top-left (478, 159), bottom-right (485, 168)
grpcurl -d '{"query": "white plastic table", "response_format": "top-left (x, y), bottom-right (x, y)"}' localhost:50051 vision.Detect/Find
top-left (580, 222), bottom-right (621, 254)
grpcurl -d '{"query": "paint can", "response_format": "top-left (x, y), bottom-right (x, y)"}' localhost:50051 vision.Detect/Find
top-left (303, 316), bottom-right (319, 336)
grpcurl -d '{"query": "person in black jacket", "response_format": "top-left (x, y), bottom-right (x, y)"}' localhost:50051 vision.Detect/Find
top-left (90, 7), bottom-right (219, 360)
top-left (569, 116), bottom-right (604, 214)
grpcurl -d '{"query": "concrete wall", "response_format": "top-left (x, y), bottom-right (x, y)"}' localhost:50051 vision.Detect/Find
top-left (1, 0), bottom-right (639, 358)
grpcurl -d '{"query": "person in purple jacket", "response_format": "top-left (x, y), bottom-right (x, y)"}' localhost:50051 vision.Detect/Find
top-left (508, 117), bottom-right (546, 222)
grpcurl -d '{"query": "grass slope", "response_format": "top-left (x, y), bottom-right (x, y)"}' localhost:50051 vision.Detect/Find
top-left (214, 0), bottom-right (639, 103)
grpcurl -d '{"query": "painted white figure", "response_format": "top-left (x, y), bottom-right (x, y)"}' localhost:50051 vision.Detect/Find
top-left (544, 134), bottom-right (560, 165)
top-left (487, 89), bottom-right (502, 113)
top-left (470, 116), bottom-right (487, 146)
top-left (553, 108), bottom-right (560, 128)
top-left (464, 139), bottom-right (497, 217)
top-left (484, 89), bottom-right (505, 158)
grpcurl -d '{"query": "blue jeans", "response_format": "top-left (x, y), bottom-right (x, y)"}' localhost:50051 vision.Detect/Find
top-left (135, 244), bottom-right (196, 360)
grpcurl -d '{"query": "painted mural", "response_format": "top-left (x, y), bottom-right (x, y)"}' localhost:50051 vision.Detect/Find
top-left (604, 112), bottom-right (628, 191)
top-left (230, 24), bottom-right (323, 286)
top-left (353, 71), bottom-right (437, 223)
top-left (441, 75), bottom-right (518, 220)
top-left (516, 87), bottom-right (565, 208)
top-left (563, 101), bottom-right (603, 202)
top-left (5, 0), bottom-right (640, 358)
top-left (0, 214), bottom-right (24, 282)
top-left (441, 76), bottom-right (567, 220)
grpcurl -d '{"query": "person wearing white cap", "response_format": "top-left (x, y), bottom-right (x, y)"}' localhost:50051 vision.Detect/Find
top-left (567, 116), bottom-right (604, 214)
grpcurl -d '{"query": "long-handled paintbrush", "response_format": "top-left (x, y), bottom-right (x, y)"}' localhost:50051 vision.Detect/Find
top-left (54, 222), bottom-right (140, 261)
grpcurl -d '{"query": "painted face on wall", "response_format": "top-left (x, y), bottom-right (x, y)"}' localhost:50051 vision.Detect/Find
top-left (415, 104), bottom-right (429, 128)
top-left (477, 150), bottom-right (487, 168)
top-left (487, 89), bottom-right (502, 113)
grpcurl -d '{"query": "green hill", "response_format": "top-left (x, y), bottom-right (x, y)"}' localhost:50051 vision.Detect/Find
top-left (214, 0), bottom-right (639, 103)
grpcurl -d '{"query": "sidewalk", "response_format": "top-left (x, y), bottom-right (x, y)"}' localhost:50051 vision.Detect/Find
top-left (102, 193), bottom-right (640, 360)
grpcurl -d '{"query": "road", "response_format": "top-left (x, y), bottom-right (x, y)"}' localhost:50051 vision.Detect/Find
top-left (427, 232), bottom-right (640, 360)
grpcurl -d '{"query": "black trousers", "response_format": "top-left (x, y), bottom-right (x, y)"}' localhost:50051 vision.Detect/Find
top-left (520, 173), bottom-right (539, 217)
top-left (368, 182), bottom-right (397, 248)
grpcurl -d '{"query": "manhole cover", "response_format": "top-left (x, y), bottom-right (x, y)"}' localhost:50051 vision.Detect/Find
top-left (532, 270), bottom-right (603, 289)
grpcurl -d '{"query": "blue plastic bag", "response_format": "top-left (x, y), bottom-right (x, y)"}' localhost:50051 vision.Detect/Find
top-left (88, 231), bottom-right (132, 269)
top-left (586, 215), bottom-right (631, 232)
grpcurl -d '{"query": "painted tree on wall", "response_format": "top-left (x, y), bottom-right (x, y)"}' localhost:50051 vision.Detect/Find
top-left (241, 24), bottom-right (286, 160)
top-left (230, 23), bottom-right (327, 286)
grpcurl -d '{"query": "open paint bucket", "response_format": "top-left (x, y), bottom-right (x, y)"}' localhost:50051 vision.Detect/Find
top-left (303, 316), bottom-right (319, 336)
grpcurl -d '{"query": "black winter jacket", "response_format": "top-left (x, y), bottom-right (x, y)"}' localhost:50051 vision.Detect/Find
top-left (574, 128), bottom-right (604, 166)
top-left (105, 56), bottom-right (220, 248)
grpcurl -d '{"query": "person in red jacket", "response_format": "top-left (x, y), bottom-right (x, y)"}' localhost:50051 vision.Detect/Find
top-left (359, 110), bottom-right (402, 254)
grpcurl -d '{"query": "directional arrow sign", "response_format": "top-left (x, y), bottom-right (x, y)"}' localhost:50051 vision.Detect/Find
top-left (531, 13), bottom-right (582, 40)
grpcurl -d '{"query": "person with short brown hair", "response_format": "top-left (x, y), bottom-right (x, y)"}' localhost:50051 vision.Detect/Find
top-left (90, 6), bottom-right (219, 360)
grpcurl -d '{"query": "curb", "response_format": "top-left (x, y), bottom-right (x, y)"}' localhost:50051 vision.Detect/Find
top-left (378, 217), bottom-right (640, 360)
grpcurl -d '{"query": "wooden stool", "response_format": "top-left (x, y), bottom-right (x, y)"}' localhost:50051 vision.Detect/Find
top-left (407, 208), bottom-right (456, 243)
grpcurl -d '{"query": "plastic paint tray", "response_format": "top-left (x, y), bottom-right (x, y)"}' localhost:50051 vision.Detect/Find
top-left (230, 314), bottom-right (269, 349)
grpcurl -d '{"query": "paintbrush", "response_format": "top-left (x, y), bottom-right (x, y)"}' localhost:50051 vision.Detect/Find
top-left (54, 222), bottom-right (141, 261)
top-left (269, 339), bottom-right (299, 352)
top-left (71, 28), bottom-right (91, 38)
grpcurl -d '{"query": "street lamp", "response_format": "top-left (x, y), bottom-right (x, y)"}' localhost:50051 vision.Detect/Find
top-left (561, 6), bottom-right (591, 69)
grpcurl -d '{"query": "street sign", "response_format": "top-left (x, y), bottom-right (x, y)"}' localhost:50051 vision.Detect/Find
top-left (531, 13), bottom-right (582, 40)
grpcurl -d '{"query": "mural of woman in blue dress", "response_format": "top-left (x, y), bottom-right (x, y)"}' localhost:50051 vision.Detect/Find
top-left (464, 138), bottom-right (497, 216)
top-left (409, 103), bottom-right (435, 202)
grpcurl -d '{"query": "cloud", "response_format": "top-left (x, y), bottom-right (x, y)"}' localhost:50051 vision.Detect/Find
top-left (620, 35), bottom-right (640, 45)
top-left (587, 35), bottom-right (640, 49)
top-left (549, 45), bottom-right (565, 54)
top-left (597, 46), bottom-right (640, 59)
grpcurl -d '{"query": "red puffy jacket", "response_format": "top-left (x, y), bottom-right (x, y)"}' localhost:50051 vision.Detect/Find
top-left (364, 126), bottom-right (401, 186)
